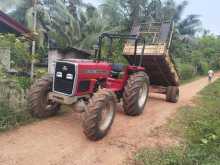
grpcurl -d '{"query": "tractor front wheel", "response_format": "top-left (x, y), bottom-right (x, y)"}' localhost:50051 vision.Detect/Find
top-left (123, 72), bottom-right (150, 116)
top-left (28, 75), bottom-right (60, 118)
top-left (83, 89), bottom-right (117, 141)
top-left (166, 86), bottom-right (179, 103)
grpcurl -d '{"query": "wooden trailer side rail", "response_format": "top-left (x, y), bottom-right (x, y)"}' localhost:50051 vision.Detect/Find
top-left (123, 43), bottom-right (167, 55)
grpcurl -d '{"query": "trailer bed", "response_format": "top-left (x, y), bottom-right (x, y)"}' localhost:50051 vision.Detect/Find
top-left (123, 48), bottom-right (179, 86)
top-left (123, 22), bottom-right (180, 87)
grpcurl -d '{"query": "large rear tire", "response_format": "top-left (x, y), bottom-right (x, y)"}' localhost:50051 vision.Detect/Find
top-left (166, 86), bottom-right (179, 103)
top-left (83, 89), bottom-right (117, 141)
top-left (123, 72), bottom-right (150, 116)
top-left (28, 75), bottom-right (60, 118)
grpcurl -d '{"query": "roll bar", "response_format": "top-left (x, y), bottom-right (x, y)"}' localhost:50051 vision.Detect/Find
top-left (95, 33), bottom-right (146, 66)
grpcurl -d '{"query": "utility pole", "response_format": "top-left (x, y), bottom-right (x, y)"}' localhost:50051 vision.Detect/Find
top-left (31, 0), bottom-right (37, 80)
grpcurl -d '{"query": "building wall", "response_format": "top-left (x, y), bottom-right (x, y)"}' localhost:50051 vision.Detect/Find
top-left (48, 50), bottom-right (60, 74)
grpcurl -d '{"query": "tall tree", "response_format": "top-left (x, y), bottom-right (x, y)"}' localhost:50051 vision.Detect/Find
top-left (177, 14), bottom-right (201, 37)
top-left (79, 5), bottom-right (116, 49)
top-left (44, 0), bottom-right (81, 47)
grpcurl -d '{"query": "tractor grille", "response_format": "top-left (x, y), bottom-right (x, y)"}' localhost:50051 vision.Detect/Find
top-left (53, 61), bottom-right (76, 95)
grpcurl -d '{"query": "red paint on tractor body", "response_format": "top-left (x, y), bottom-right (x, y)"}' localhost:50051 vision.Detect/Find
top-left (64, 59), bottom-right (145, 96)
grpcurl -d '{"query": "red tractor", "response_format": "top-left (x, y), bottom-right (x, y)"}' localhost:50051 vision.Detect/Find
top-left (28, 33), bottom-right (151, 141)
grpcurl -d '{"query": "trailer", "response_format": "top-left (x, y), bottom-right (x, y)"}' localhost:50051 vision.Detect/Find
top-left (123, 21), bottom-right (180, 103)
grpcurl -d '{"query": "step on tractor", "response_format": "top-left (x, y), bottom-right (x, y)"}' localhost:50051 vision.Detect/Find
top-left (28, 21), bottom-right (179, 141)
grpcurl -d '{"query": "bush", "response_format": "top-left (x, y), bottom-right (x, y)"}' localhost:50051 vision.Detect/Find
top-left (197, 61), bottom-right (209, 75)
top-left (0, 101), bottom-right (32, 131)
top-left (35, 67), bottom-right (48, 79)
top-left (0, 34), bottom-right (30, 69)
top-left (0, 76), bottom-right (32, 131)
top-left (178, 63), bottom-right (196, 80)
top-left (16, 77), bottom-right (31, 90)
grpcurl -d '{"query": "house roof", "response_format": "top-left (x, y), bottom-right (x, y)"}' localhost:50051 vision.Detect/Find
top-left (51, 47), bottom-right (92, 57)
top-left (0, 10), bottom-right (33, 40)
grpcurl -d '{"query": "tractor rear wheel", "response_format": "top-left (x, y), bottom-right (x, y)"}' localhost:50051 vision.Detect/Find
top-left (166, 86), bottom-right (179, 103)
top-left (123, 72), bottom-right (150, 116)
top-left (83, 89), bottom-right (117, 141)
top-left (28, 75), bottom-right (60, 118)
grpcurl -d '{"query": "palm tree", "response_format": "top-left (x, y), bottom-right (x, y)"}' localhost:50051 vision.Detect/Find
top-left (161, 0), bottom-right (201, 38)
top-left (67, 0), bottom-right (81, 17)
top-left (4, 0), bottom-right (81, 48)
top-left (177, 14), bottom-right (201, 37)
top-left (78, 6), bottom-right (111, 49)
top-left (45, 0), bottom-right (81, 47)
top-left (79, 3), bottom-right (125, 49)
top-left (172, 0), bottom-right (188, 22)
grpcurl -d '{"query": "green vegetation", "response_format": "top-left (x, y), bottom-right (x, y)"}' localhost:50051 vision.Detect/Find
top-left (178, 63), bottom-right (196, 80)
top-left (173, 36), bottom-right (220, 80)
top-left (0, 64), bottom-right (32, 131)
top-left (0, 102), bottom-right (33, 131)
top-left (0, 34), bottom-right (31, 70)
top-left (180, 75), bottom-right (201, 85)
top-left (0, 76), bottom-right (33, 131)
top-left (135, 79), bottom-right (220, 165)
top-left (16, 76), bottom-right (31, 90)
top-left (135, 148), bottom-right (187, 165)
top-left (3, 0), bottom-right (201, 50)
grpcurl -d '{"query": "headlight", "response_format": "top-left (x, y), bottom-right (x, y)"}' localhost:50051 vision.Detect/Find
top-left (66, 74), bottom-right (73, 80)
top-left (56, 72), bottom-right (62, 78)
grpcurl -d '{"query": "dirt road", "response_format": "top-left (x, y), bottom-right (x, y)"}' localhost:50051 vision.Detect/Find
top-left (0, 76), bottom-right (218, 165)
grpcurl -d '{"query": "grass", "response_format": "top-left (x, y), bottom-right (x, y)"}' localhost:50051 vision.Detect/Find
top-left (135, 79), bottom-right (220, 165)
top-left (180, 75), bottom-right (202, 85)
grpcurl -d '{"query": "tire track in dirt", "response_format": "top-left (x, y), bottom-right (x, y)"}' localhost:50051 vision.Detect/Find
top-left (0, 75), bottom-right (219, 165)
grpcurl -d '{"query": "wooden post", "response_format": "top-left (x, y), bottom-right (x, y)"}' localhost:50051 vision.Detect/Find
top-left (31, 0), bottom-right (37, 80)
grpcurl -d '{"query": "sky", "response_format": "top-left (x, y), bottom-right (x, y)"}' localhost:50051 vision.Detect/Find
top-left (84, 0), bottom-right (220, 35)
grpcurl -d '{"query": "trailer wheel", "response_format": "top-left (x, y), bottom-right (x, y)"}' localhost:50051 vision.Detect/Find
top-left (123, 72), bottom-right (150, 116)
top-left (166, 86), bottom-right (179, 103)
top-left (83, 89), bottom-right (117, 141)
top-left (28, 75), bottom-right (60, 118)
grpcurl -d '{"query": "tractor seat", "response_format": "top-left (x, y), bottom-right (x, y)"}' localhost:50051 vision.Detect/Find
top-left (111, 64), bottom-right (126, 78)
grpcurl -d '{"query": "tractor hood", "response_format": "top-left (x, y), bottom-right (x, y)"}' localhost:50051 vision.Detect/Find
top-left (57, 59), bottom-right (112, 71)
top-left (60, 58), bottom-right (106, 64)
